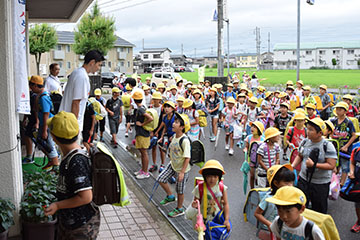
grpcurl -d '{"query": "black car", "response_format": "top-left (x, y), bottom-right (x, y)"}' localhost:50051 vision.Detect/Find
top-left (101, 72), bottom-right (115, 87)
top-left (144, 67), bottom-right (152, 73)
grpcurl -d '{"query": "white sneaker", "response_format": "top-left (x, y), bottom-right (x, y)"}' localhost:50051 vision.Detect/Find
top-left (225, 144), bottom-right (230, 150)
top-left (229, 148), bottom-right (234, 155)
top-left (134, 169), bottom-right (142, 176)
top-left (136, 172), bottom-right (150, 179)
top-left (125, 132), bottom-right (129, 137)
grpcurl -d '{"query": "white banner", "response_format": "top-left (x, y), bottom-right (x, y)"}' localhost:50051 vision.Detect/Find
top-left (198, 66), bottom-right (205, 82)
top-left (13, 0), bottom-right (30, 114)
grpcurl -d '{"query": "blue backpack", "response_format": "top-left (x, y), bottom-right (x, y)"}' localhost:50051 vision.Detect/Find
top-left (340, 146), bottom-right (360, 202)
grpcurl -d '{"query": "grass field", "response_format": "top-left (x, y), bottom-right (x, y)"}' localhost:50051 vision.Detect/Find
top-left (140, 68), bottom-right (360, 88)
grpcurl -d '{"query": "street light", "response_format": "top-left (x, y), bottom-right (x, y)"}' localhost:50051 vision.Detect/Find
top-left (225, 19), bottom-right (230, 77)
top-left (297, 0), bottom-right (314, 81)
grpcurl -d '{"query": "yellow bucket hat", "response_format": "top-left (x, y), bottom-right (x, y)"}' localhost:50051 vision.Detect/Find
top-left (94, 88), bottom-right (102, 96)
top-left (163, 101), bottom-right (176, 109)
top-left (132, 91), bottom-right (143, 100)
top-left (183, 99), bottom-right (194, 109)
top-left (305, 103), bottom-right (316, 110)
top-left (176, 96), bottom-right (185, 102)
top-left (175, 112), bottom-right (191, 133)
top-left (264, 127), bottom-right (281, 141)
top-left (112, 87), bottom-right (121, 93)
top-left (334, 101), bottom-right (349, 111)
top-left (267, 164), bottom-right (293, 186)
top-left (342, 94), bottom-right (353, 101)
top-left (47, 111), bottom-right (79, 139)
top-left (151, 91), bottom-right (162, 100)
top-left (226, 97), bottom-right (236, 104)
top-left (250, 121), bottom-right (265, 134)
top-left (249, 96), bottom-right (258, 104)
top-left (199, 159), bottom-right (226, 175)
top-left (307, 117), bottom-right (327, 134)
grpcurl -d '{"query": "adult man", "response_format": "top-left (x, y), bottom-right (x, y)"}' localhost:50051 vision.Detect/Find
top-left (45, 63), bottom-right (62, 93)
top-left (59, 50), bottom-right (105, 134)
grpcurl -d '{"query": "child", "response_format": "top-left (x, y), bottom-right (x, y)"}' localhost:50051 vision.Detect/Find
top-left (176, 78), bottom-right (185, 96)
top-left (343, 94), bottom-right (359, 118)
top-left (236, 93), bottom-right (247, 125)
top-left (167, 85), bottom-right (178, 104)
top-left (82, 98), bottom-right (96, 152)
top-left (330, 101), bottom-right (357, 186)
top-left (254, 164), bottom-right (295, 234)
top-left (183, 99), bottom-right (200, 141)
top-left (191, 160), bottom-right (231, 232)
top-left (94, 88), bottom-right (106, 142)
top-left (233, 79), bottom-right (240, 95)
top-left (45, 111), bottom-right (100, 239)
top-left (261, 91), bottom-right (275, 127)
top-left (149, 92), bottom-right (164, 172)
top-left (206, 87), bottom-right (220, 142)
top-left (176, 96), bottom-right (185, 114)
top-left (305, 103), bottom-right (317, 120)
top-left (257, 127), bottom-right (281, 187)
top-left (266, 186), bottom-right (325, 240)
top-left (318, 85), bottom-right (331, 120)
top-left (244, 121), bottom-right (265, 189)
top-left (274, 103), bottom-right (292, 136)
top-left (349, 140), bottom-right (360, 233)
top-left (221, 97), bottom-right (239, 155)
top-left (105, 87), bottom-right (123, 148)
top-left (122, 87), bottom-right (133, 137)
top-left (286, 86), bottom-right (297, 102)
top-left (30, 75), bottom-right (59, 170)
top-left (244, 97), bottom-right (264, 136)
top-left (324, 120), bottom-right (335, 139)
top-left (143, 85), bottom-right (152, 108)
top-left (203, 80), bottom-right (211, 97)
top-left (294, 80), bottom-right (304, 105)
top-left (132, 92), bottom-right (153, 179)
top-left (224, 83), bottom-right (236, 100)
top-left (302, 86), bottom-right (316, 106)
top-left (157, 113), bottom-right (191, 217)
top-left (156, 83), bottom-right (167, 103)
top-left (292, 118), bottom-right (337, 213)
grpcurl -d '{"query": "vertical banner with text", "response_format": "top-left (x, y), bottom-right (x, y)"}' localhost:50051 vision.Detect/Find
top-left (13, 0), bottom-right (30, 114)
top-left (198, 66), bottom-right (205, 82)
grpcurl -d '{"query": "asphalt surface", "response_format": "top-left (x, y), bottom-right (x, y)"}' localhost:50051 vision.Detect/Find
top-left (101, 93), bottom-right (358, 239)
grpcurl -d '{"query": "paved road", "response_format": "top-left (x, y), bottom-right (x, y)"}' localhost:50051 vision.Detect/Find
top-left (100, 92), bottom-right (357, 239)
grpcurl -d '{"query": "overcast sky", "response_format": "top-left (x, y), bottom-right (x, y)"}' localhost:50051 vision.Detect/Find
top-left (56, 0), bottom-right (360, 57)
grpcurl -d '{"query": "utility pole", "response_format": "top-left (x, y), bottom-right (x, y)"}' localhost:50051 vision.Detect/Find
top-left (211, 47), bottom-right (213, 55)
top-left (296, 0), bottom-right (300, 81)
top-left (142, 38), bottom-right (144, 50)
top-left (217, 0), bottom-right (224, 77)
top-left (181, 43), bottom-right (183, 55)
top-left (194, 48), bottom-right (197, 59)
top-left (268, 32), bottom-right (270, 53)
top-left (255, 27), bottom-right (261, 71)
top-left (225, 19), bottom-right (230, 76)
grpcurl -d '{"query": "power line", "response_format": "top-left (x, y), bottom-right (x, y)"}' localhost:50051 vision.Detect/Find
top-left (99, 0), bottom-right (132, 9)
top-left (103, 0), bottom-right (157, 14)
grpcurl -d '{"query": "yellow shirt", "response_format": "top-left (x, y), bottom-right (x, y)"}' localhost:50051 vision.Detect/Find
top-left (169, 134), bottom-right (191, 173)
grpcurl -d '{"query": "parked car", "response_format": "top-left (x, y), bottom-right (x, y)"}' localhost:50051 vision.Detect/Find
top-left (185, 67), bottom-right (194, 72)
top-left (144, 67), bottom-right (152, 73)
top-left (151, 67), bottom-right (163, 73)
top-left (101, 72), bottom-right (116, 87)
top-left (151, 72), bottom-right (183, 87)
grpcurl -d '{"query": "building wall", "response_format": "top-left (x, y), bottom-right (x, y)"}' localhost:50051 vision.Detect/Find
top-left (235, 55), bottom-right (257, 68)
top-left (274, 48), bottom-right (360, 70)
top-left (140, 49), bottom-right (172, 67)
top-left (29, 44), bottom-right (134, 78)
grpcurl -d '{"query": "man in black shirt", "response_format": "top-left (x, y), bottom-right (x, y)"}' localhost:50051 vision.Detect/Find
top-left (106, 87), bottom-right (123, 148)
top-left (45, 111), bottom-right (99, 240)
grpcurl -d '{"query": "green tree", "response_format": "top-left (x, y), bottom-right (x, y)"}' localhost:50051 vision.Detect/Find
top-left (73, 2), bottom-right (116, 57)
top-left (331, 58), bottom-right (337, 68)
top-left (29, 24), bottom-right (57, 75)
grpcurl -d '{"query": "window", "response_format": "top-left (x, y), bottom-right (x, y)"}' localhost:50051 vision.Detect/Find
top-left (251, 56), bottom-right (256, 60)
top-left (163, 73), bottom-right (171, 79)
top-left (242, 57), bottom-right (247, 60)
top-left (143, 54), bottom-right (148, 59)
top-left (67, 62), bottom-right (71, 69)
top-left (108, 61), bottom-right (111, 68)
top-left (127, 61), bottom-right (130, 68)
top-left (282, 52), bottom-right (285, 55)
top-left (293, 51), bottom-right (296, 55)
top-left (319, 50), bottom-right (326, 55)
top-left (333, 50), bottom-right (340, 55)
top-left (306, 51), bottom-right (312, 55)
top-left (154, 73), bottom-right (161, 78)
top-left (153, 54), bottom-right (161, 59)
top-left (57, 45), bottom-right (62, 50)
top-left (127, 48), bottom-right (130, 53)
top-left (58, 62), bottom-right (63, 68)
top-left (120, 61), bottom-right (124, 67)
top-left (348, 49), bottom-right (355, 54)
top-left (119, 47), bottom-right (124, 52)
top-left (66, 45), bottom-right (71, 52)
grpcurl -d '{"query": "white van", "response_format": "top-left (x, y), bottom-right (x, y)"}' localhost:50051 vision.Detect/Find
top-left (151, 72), bottom-right (183, 87)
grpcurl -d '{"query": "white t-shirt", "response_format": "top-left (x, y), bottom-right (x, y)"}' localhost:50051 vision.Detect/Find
top-left (270, 216), bottom-right (325, 240)
top-left (131, 87), bottom-right (147, 109)
top-left (59, 67), bottom-right (90, 132)
top-left (250, 78), bottom-right (259, 88)
top-left (144, 94), bottom-right (152, 108)
top-left (45, 75), bottom-right (62, 93)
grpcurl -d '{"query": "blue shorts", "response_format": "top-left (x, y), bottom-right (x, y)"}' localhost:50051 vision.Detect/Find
top-left (340, 156), bottom-right (350, 173)
top-left (38, 127), bottom-right (58, 159)
top-left (224, 125), bottom-right (234, 135)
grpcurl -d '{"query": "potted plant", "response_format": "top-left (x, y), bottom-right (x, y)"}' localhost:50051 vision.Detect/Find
top-left (20, 171), bottom-right (58, 240)
top-left (0, 198), bottom-right (15, 240)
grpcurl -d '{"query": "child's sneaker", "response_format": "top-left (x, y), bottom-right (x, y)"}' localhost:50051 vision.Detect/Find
top-left (22, 157), bottom-right (34, 165)
top-left (351, 221), bottom-right (360, 233)
top-left (149, 164), bottom-right (158, 172)
top-left (125, 132), bottom-right (129, 137)
top-left (210, 136), bottom-right (216, 142)
top-left (225, 144), bottom-right (230, 150)
top-left (168, 208), bottom-right (185, 218)
top-left (160, 195), bottom-right (176, 205)
top-left (136, 171), bottom-right (150, 179)
top-left (134, 169), bottom-right (143, 176)
top-left (229, 148), bottom-right (234, 155)
top-left (100, 136), bottom-right (104, 142)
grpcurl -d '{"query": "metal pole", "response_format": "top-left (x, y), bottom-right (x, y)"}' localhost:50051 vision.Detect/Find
top-left (296, 0), bottom-right (300, 81)
top-left (217, 0), bottom-right (224, 77)
top-left (226, 19), bottom-right (230, 76)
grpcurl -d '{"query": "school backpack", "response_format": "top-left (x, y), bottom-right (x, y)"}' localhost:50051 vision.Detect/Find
top-left (340, 147), bottom-right (360, 202)
top-left (143, 108), bottom-right (159, 132)
top-left (243, 187), bottom-right (271, 226)
top-left (65, 142), bottom-right (130, 206)
top-left (121, 94), bottom-right (132, 108)
top-left (39, 92), bottom-right (56, 115)
top-left (314, 96), bottom-right (323, 111)
top-left (285, 126), bottom-right (307, 147)
top-left (49, 90), bottom-right (62, 114)
top-left (179, 135), bottom-right (205, 168)
top-left (88, 97), bottom-right (106, 121)
top-left (248, 141), bottom-right (263, 168)
top-left (198, 110), bottom-right (208, 127)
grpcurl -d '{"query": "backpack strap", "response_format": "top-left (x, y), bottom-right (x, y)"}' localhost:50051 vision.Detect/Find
top-left (305, 220), bottom-right (314, 240)
top-left (64, 148), bottom-right (88, 170)
top-left (277, 217), bottom-right (284, 236)
top-left (288, 127), bottom-right (295, 144)
top-left (179, 135), bottom-right (188, 152)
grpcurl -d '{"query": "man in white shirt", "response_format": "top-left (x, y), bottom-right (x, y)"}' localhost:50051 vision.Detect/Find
top-left (45, 63), bottom-right (62, 93)
top-left (59, 50), bottom-right (105, 133)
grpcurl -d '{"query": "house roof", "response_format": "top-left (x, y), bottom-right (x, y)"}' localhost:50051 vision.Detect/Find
top-left (230, 53), bottom-right (257, 57)
top-left (274, 41), bottom-right (360, 51)
top-left (139, 48), bottom-right (172, 53)
top-left (56, 31), bottom-right (135, 47)
top-left (170, 54), bottom-right (187, 59)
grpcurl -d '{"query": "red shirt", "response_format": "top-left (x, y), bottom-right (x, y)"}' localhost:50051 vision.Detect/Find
top-left (286, 126), bottom-right (306, 147)
top-left (346, 104), bottom-right (358, 118)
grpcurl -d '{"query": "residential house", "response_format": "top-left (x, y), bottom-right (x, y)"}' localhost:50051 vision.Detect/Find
top-left (29, 31), bottom-right (135, 77)
top-left (170, 54), bottom-right (188, 66)
top-left (139, 48), bottom-right (172, 69)
top-left (260, 52), bottom-right (274, 70)
top-left (273, 41), bottom-right (360, 70)
top-left (203, 55), bottom-right (221, 68)
top-left (230, 53), bottom-right (258, 68)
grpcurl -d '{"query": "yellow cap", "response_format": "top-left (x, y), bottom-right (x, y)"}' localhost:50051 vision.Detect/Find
top-left (125, 84), bottom-right (132, 91)
top-left (112, 87), bottom-right (121, 93)
top-left (226, 97), bottom-right (236, 104)
top-left (334, 101), bottom-right (349, 111)
top-left (249, 96), bottom-right (258, 104)
top-left (342, 94), bottom-right (353, 101)
top-left (293, 108), bottom-right (306, 115)
top-left (199, 79), bottom-right (204, 83)
top-left (215, 84), bottom-right (223, 89)
top-left (297, 80), bottom-right (304, 86)
top-left (197, 85), bottom-right (203, 89)
top-left (293, 112), bottom-right (306, 120)
top-left (185, 81), bottom-right (193, 86)
top-left (191, 85), bottom-right (197, 89)
top-left (209, 87), bottom-right (217, 92)
top-left (267, 164), bottom-right (293, 186)
top-left (286, 80), bottom-right (294, 85)
top-left (324, 120), bottom-right (335, 132)
top-left (176, 78), bottom-right (183, 83)
top-left (183, 99), bottom-right (194, 109)
top-left (250, 121), bottom-right (265, 134)
top-left (170, 85), bottom-right (177, 90)
top-left (152, 91), bottom-right (162, 100)
top-left (264, 127), bottom-right (281, 141)
top-left (157, 83), bottom-right (165, 89)
top-left (146, 77), bottom-right (151, 81)
top-left (266, 186), bottom-right (306, 206)
top-left (132, 91), bottom-right (143, 100)
top-left (286, 85), bottom-right (295, 91)
top-left (227, 83), bottom-right (234, 88)
top-left (175, 76), bottom-right (181, 81)
top-left (280, 102), bottom-right (290, 109)
top-left (265, 91), bottom-right (273, 99)
top-left (193, 89), bottom-right (202, 95)
top-left (305, 103), bottom-right (316, 110)
top-left (47, 111), bottom-right (79, 139)
top-left (303, 86), bottom-right (311, 91)
top-left (279, 92), bottom-right (288, 98)
top-left (319, 84), bottom-right (327, 90)
top-left (199, 159), bottom-right (226, 175)
top-left (94, 88), bottom-right (102, 96)
top-left (307, 117), bottom-right (327, 134)
top-left (30, 75), bottom-right (44, 85)
top-left (233, 79), bottom-right (239, 83)
top-left (237, 93), bottom-right (246, 98)
top-left (175, 112), bottom-right (191, 133)
top-left (142, 85), bottom-right (150, 91)
top-left (176, 96), bottom-right (185, 102)
top-left (163, 101), bottom-right (176, 109)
